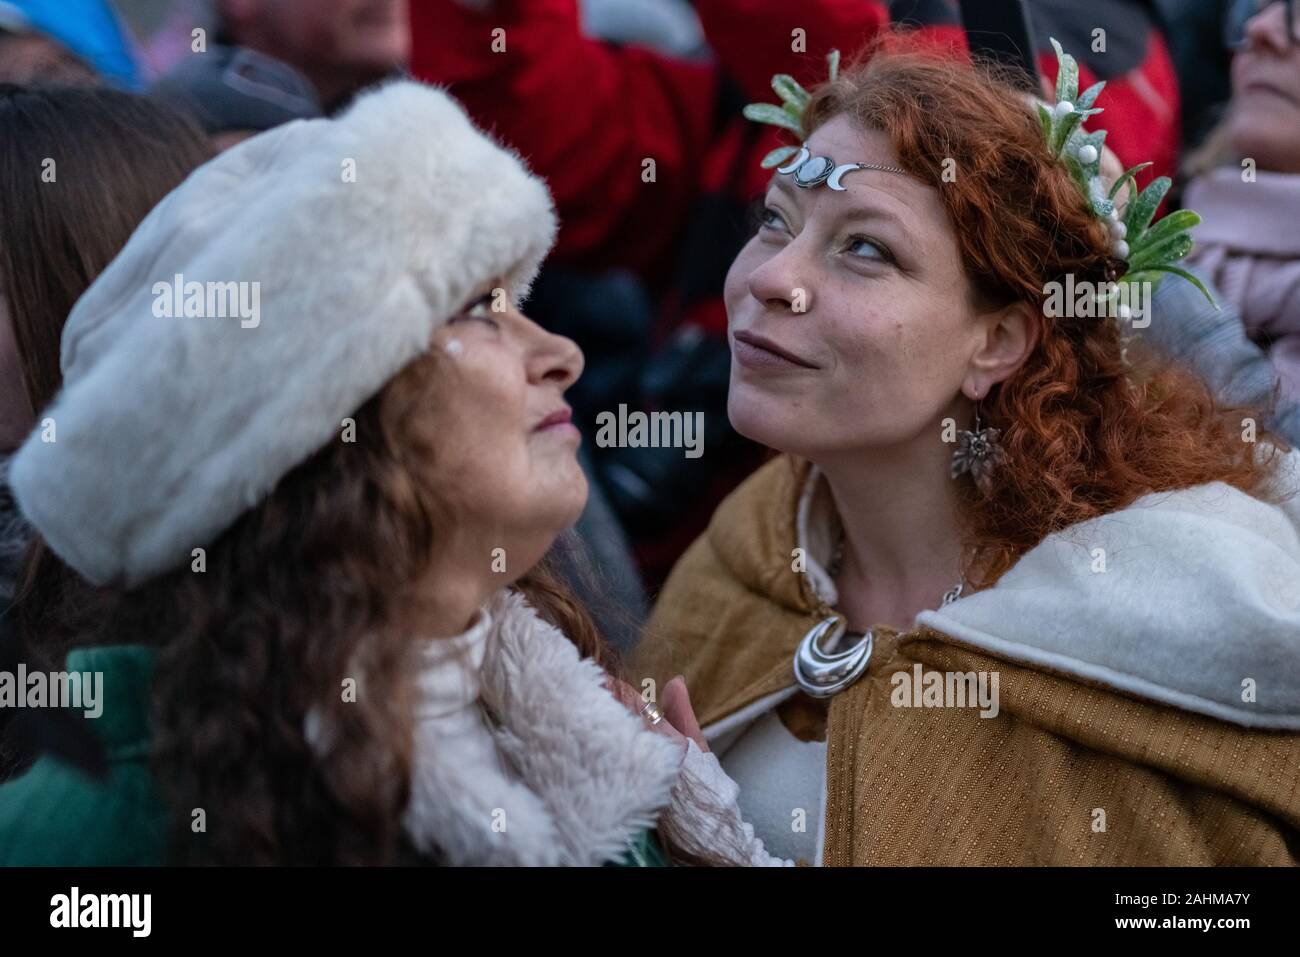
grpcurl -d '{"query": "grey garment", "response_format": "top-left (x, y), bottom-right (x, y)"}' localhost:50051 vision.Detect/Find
top-left (0, 455), bottom-right (30, 611)
top-left (1136, 264), bottom-right (1300, 445)
top-left (548, 448), bottom-right (649, 659)
top-left (151, 44), bottom-right (323, 135)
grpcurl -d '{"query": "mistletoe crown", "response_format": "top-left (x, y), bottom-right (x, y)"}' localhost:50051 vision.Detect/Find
top-left (742, 40), bottom-right (1215, 311)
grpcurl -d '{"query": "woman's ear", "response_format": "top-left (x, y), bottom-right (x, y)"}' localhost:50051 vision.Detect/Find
top-left (964, 300), bottom-right (1039, 398)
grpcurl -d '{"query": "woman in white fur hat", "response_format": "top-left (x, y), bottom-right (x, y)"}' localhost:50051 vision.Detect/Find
top-left (0, 80), bottom-right (778, 866)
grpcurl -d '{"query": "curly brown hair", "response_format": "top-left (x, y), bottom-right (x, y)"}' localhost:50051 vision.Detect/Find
top-left (805, 38), bottom-right (1286, 586)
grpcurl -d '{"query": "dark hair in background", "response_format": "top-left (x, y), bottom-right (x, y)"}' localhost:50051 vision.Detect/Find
top-left (0, 84), bottom-right (214, 778)
top-left (0, 83), bottom-right (214, 416)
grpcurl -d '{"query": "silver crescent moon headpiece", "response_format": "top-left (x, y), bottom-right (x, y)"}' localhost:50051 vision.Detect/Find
top-left (776, 143), bottom-right (906, 191)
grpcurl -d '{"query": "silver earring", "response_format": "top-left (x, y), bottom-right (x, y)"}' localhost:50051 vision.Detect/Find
top-left (950, 402), bottom-right (1004, 495)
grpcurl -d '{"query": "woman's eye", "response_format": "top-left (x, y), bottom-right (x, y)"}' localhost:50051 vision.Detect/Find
top-left (759, 206), bottom-right (788, 233)
top-left (845, 235), bottom-right (893, 263)
top-left (457, 293), bottom-right (501, 327)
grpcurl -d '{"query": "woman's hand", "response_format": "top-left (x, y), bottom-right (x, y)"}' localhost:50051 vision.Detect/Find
top-left (606, 675), bottom-right (710, 753)
top-left (660, 676), bottom-right (708, 752)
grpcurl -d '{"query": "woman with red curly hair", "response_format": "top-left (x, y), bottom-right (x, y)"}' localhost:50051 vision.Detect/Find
top-left (636, 39), bottom-right (1300, 865)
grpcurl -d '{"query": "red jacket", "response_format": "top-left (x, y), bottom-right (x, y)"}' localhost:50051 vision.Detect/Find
top-left (412, 0), bottom-right (1180, 304)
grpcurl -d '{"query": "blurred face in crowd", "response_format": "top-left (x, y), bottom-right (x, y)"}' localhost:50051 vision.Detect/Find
top-left (407, 284), bottom-right (587, 584)
top-left (1230, 1), bottom-right (1300, 172)
top-left (0, 32), bottom-right (98, 86)
top-left (221, 0), bottom-right (410, 107)
top-left (0, 288), bottom-right (33, 452)
top-left (723, 115), bottom-right (1033, 463)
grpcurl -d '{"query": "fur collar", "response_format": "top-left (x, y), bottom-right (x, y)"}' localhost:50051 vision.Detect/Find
top-left (400, 589), bottom-right (681, 865)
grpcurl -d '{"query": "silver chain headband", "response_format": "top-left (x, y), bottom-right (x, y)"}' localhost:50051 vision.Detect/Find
top-left (776, 144), bottom-right (907, 190)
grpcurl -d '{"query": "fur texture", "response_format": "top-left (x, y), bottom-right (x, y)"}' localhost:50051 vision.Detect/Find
top-left (11, 81), bottom-right (557, 586)
top-left (400, 590), bottom-right (682, 865)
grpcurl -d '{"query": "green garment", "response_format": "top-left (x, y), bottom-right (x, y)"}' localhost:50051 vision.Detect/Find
top-left (0, 645), bottom-right (167, 865)
top-left (613, 828), bottom-right (668, 867)
top-left (0, 645), bottom-right (667, 866)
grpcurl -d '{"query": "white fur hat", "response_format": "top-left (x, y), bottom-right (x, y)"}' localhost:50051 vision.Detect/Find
top-left (10, 81), bottom-right (557, 587)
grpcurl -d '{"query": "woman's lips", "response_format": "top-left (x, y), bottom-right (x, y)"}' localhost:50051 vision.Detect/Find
top-left (1241, 78), bottom-right (1299, 106)
top-left (533, 407), bottom-right (581, 440)
top-left (732, 330), bottom-right (819, 372)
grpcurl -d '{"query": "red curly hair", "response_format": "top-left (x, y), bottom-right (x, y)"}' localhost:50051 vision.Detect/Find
top-left (804, 37), bottom-right (1285, 586)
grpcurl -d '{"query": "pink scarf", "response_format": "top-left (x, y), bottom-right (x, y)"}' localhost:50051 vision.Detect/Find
top-left (1185, 168), bottom-right (1300, 400)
